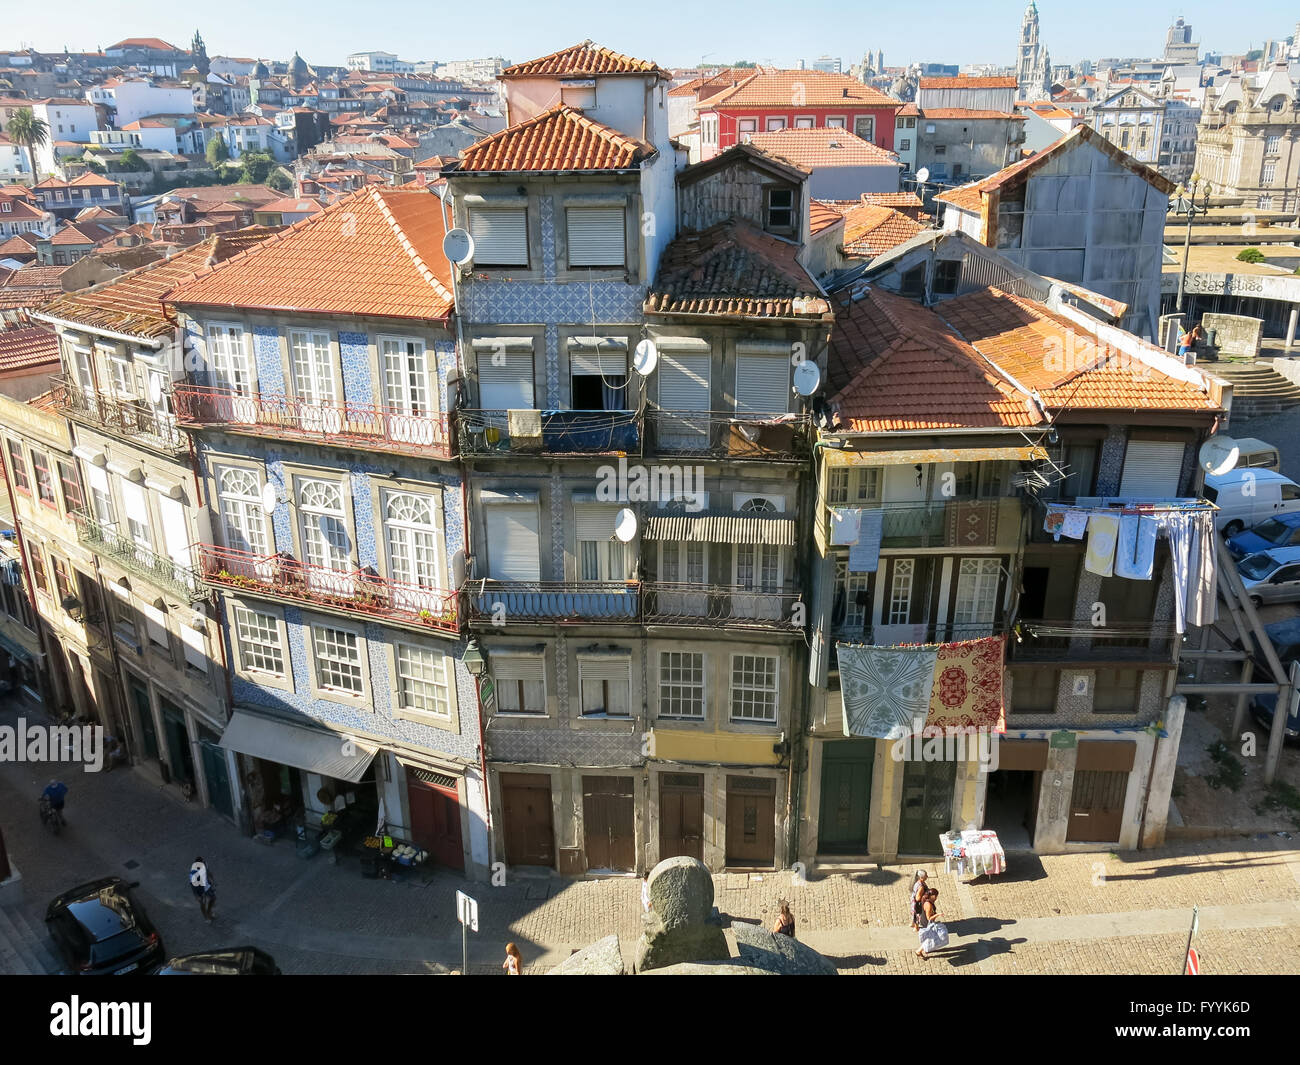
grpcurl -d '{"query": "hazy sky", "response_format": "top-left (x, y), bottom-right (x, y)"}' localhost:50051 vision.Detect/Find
top-left (9, 2), bottom-right (1300, 70)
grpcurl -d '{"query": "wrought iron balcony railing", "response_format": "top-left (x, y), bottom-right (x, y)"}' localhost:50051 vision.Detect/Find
top-left (828, 497), bottom-right (1026, 550)
top-left (53, 376), bottom-right (187, 456)
top-left (196, 543), bottom-right (459, 634)
top-left (642, 582), bottom-right (803, 630)
top-left (831, 621), bottom-right (1002, 647)
top-left (466, 579), bottom-right (639, 624)
top-left (74, 513), bottom-right (200, 602)
top-left (644, 409), bottom-right (810, 461)
top-left (172, 384), bottom-right (452, 459)
top-left (457, 409), bottom-right (640, 457)
top-left (1008, 618), bottom-right (1176, 662)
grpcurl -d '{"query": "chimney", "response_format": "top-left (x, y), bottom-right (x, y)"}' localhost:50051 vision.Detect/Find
top-left (842, 87), bottom-right (849, 98)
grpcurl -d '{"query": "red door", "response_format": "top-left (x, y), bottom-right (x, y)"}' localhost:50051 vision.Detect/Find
top-left (407, 777), bottom-right (464, 870)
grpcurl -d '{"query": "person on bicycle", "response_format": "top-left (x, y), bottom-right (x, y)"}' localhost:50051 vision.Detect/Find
top-left (42, 780), bottom-right (68, 813)
top-left (189, 857), bottom-right (215, 922)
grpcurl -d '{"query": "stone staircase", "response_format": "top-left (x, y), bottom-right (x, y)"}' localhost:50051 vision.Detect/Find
top-left (0, 905), bottom-right (62, 975)
top-left (1208, 361), bottom-right (1300, 418)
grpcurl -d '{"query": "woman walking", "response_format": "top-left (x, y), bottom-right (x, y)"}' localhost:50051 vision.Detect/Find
top-left (908, 870), bottom-right (928, 929)
top-left (915, 887), bottom-right (949, 959)
top-left (502, 942), bottom-right (523, 975)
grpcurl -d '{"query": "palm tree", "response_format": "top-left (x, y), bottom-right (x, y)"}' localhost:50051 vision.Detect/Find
top-left (7, 108), bottom-right (49, 182)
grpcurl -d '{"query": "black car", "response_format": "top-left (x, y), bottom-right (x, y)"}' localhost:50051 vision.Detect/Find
top-left (45, 877), bottom-right (165, 975)
top-left (157, 947), bottom-right (281, 975)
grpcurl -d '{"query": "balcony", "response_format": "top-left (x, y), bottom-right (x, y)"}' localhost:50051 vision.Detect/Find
top-left (457, 409), bottom-right (640, 458)
top-left (196, 543), bottom-right (459, 635)
top-left (830, 498), bottom-right (1026, 550)
top-left (52, 376), bottom-right (187, 457)
top-left (644, 410), bottom-right (810, 462)
top-left (643, 582), bottom-right (803, 631)
top-left (466, 580), bottom-right (639, 625)
top-left (831, 621), bottom-right (1001, 646)
top-left (1008, 618), bottom-right (1176, 664)
top-left (74, 513), bottom-right (201, 602)
top-left (172, 384), bottom-right (452, 460)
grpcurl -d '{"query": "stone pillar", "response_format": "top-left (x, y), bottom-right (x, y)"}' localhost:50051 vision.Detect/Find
top-left (1140, 695), bottom-right (1186, 849)
top-left (1287, 307), bottom-right (1298, 351)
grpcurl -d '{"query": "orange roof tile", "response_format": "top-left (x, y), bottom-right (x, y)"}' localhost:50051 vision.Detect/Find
top-left (919, 76), bottom-right (1018, 89)
top-left (917, 108), bottom-right (1023, 120)
top-left (0, 322), bottom-right (58, 373)
top-left (749, 128), bottom-right (900, 169)
top-left (703, 70), bottom-right (900, 111)
top-left (166, 186), bottom-right (455, 321)
top-left (841, 204), bottom-right (925, 258)
top-left (253, 197), bottom-right (323, 215)
top-left (108, 38), bottom-right (182, 52)
top-left (456, 105), bottom-right (654, 172)
top-left (809, 199), bottom-right (844, 235)
top-left (501, 41), bottom-right (669, 80)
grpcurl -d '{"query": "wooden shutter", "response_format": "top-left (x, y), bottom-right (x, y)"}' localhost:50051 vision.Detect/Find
top-left (485, 504), bottom-right (540, 581)
top-left (478, 352), bottom-right (534, 409)
top-left (735, 355), bottom-right (790, 416)
top-left (1119, 440), bottom-right (1184, 497)
top-left (469, 207), bottom-right (528, 266)
top-left (567, 206), bottom-right (625, 267)
top-left (658, 353), bottom-right (710, 410)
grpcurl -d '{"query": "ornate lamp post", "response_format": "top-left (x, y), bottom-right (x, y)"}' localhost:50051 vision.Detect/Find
top-left (1170, 172), bottom-right (1214, 314)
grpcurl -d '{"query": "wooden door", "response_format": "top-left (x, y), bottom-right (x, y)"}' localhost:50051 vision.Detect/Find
top-left (818, 740), bottom-right (874, 855)
top-left (725, 776), bottom-right (776, 866)
top-left (1068, 769), bottom-right (1128, 842)
top-left (659, 773), bottom-right (704, 861)
top-left (583, 776), bottom-right (635, 871)
top-left (500, 772), bottom-right (554, 867)
top-left (898, 759), bottom-right (956, 855)
top-left (408, 775), bottom-right (465, 870)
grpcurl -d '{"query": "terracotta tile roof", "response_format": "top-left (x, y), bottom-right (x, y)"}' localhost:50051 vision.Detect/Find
top-left (917, 108), bottom-right (1023, 120)
top-left (827, 285), bottom-right (1036, 431)
top-left (0, 263), bottom-right (70, 310)
top-left (860, 190), bottom-right (924, 211)
top-left (254, 197), bottom-right (323, 215)
top-left (897, 102), bottom-right (920, 116)
top-left (645, 219), bottom-right (830, 320)
top-left (841, 204), bottom-right (925, 257)
top-left (0, 195), bottom-right (45, 221)
top-left (938, 287), bottom-right (1218, 412)
top-left (0, 233), bottom-right (38, 258)
top-left (108, 38), bottom-right (182, 52)
top-left (668, 78), bottom-right (705, 97)
top-left (39, 231), bottom-right (278, 339)
top-left (455, 105), bottom-right (654, 172)
top-left (919, 76), bottom-right (1018, 89)
top-left (160, 185), bottom-right (280, 206)
top-left (501, 41), bottom-right (669, 80)
top-left (50, 221), bottom-right (117, 246)
top-left (0, 322), bottom-right (57, 373)
top-left (74, 206), bottom-right (125, 222)
top-left (166, 186), bottom-right (455, 321)
top-left (703, 70), bottom-right (901, 111)
top-left (809, 199), bottom-right (844, 235)
top-left (27, 388), bottom-right (59, 413)
top-left (749, 128), bottom-right (901, 169)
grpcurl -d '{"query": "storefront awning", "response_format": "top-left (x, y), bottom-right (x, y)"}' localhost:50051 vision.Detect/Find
top-left (219, 709), bottom-right (377, 783)
top-left (643, 514), bottom-right (796, 545)
top-left (825, 445), bottom-right (1049, 468)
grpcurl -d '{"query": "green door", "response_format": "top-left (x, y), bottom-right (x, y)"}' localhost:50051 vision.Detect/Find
top-left (818, 740), bottom-right (874, 855)
top-left (129, 679), bottom-right (159, 763)
top-left (160, 701), bottom-right (194, 788)
top-left (199, 731), bottom-right (233, 820)
top-left (898, 759), bottom-right (957, 856)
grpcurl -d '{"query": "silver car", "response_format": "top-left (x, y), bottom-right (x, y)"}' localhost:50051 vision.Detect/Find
top-left (1237, 548), bottom-right (1300, 606)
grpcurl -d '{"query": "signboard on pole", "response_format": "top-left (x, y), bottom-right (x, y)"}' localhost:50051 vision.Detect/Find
top-left (456, 889), bottom-right (479, 932)
top-left (1185, 947), bottom-right (1199, 975)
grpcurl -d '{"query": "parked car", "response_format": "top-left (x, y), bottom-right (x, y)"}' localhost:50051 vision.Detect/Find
top-left (1235, 615), bottom-right (1300, 680)
top-left (1236, 548), bottom-right (1300, 606)
top-left (1203, 468), bottom-right (1300, 537)
top-left (1232, 437), bottom-right (1282, 473)
top-left (157, 947), bottom-right (281, 975)
top-left (1249, 691), bottom-right (1300, 745)
top-left (1226, 512), bottom-right (1300, 559)
top-left (45, 877), bottom-right (165, 975)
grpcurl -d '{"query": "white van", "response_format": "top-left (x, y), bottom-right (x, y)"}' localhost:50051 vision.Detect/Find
top-left (1232, 437), bottom-right (1281, 473)
top-left (1204, 468), bottom-right (1300, 536)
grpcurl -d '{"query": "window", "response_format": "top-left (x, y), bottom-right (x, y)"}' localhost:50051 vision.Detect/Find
top-left (827, 467), bottom-right (850, 506)
top-left (833, 559), bottom-right (872, 635)
top-left (121, 481), bottom-right (151, 551)
top-left (312, 624), bottom-right (364, 694)
top-left (738, 118), bottom-right (757, 134)
top-left (217, 467), bottom-right (268, 555)
top-left (854, 467), bottom-right (881, 503)
top-left (853, 115), bottom-right (874, 142)
top-left (289, 329), bottom-right (336, 407)
top-left (734, 353), bottom-right (790, 415)
top-left (395, 642), bottom-right (452, 718)
top-left (952, 163), bottom-right (963, 178)
top-left (52, 556), bottom-right (73, 603)
top-left (702, 115), bottom-right (718, 144)
top-left (493, 654), bottom-right (546, 714)
top-left (765, 188), bottom-right (794, 233)
top-left (794, 116), bottom-right (814, 128)
top-left (736, 542), bottom-right (781, 593)
top-left (484, 501), bottom-right (541, 581)
top-left (1262, 162), bottom-right (1277, 185)
top-left (182, 623), bottom-right (209, 675)
top-left (235, 605), bottom-right (284, 675)
top-left (5, 440), bottom-right (29, 494)
top-left (887, 559), bottom-right (913, 625)
top-left (659, 651), bottom-right (704, 718)
top-left (1258, 195), bottom-right (1274, 210)
top-left (31, 550), bottom-right (48, 594)
top-left (1010, 668), bottom-right (1057, 714)
top-left (469, 206), bottom-right (528, 267)
top-left (578, 655), bottom-right (631, 716)
top-left (826, 116), bottom-right (845, 128)
top-left (567, 206), bottom-right (625, 267)
top-left (31, 451), bottom-right (56, 508)
top-left (730, 654), bottom-right (778, 722)
top-left (1094, 668), bottom-right (1141, 713)
top-left (569, 340), bottom-right (627, 410)
top-left (206, 324), bottom-right (252, 395)
top-left (475, 342), bottom-right (534, 409)
top-left (658, 539), bottom-right (706, 583)
top-left (952, 558), bottom-right (1001, 631)
top-left (576, 503), bottom-right (631, 580)
top-left (765, 117), bottom-right (786, 131)
top-left (298, 479), bottom-right (350, 580)
top-left (1265, 135), bottom-right (1281, 155)
top-left (933, 144), bottom-right (946, 156)
top-left (933, 258), bottom-right (962, 295)
top-left (384, 491), bottom-right (443, 606)
top-left (899, 138), bottom-right (911, 151)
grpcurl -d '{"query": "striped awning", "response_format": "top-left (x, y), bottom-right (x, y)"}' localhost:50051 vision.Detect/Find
top-left (644, 514), bottom-right (796, 545)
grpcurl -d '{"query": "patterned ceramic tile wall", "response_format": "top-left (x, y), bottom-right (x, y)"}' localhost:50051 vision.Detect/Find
top-left (252, 326), bottom-right (284, 394)
top-left (545, 323), bottom-right (560, 405)
top-left (351, 469), bottom-right (377, 568)
top-left (338, 330), bottom-right (372, 407)
top-left (539, 195), bottom-right (556, 281)
top-left (1096, 426), bottom-right (1127, 496)
top-left (460, 278), bottom-right (644, 324)
top-left (435, 339), bottom-right (456, 416)
top-left (550, 471), bottom-right (565, 577)
top-left (485, 723), bottom-right (640, 766)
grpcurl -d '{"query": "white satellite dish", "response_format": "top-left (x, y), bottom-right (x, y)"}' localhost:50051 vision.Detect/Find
top-left (147, 375), bottom-right (163, 404)
top-left (442, 228), bottom-right (475, 266)
top-left (614, 507), bottom-right (638, 543)
top-left (259, 482), bottom-right (279, 515)
top-left (792, 360), bottom-right (822, 397)
top-left (915, 166), bottom-right (931, 184)
top-left (1199, 435), bottom-right (1240, 476)
top-left (632, 339), bottom-right (658, 376)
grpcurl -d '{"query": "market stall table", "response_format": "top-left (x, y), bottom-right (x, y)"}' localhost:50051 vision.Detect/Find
top-left (940, 829), bottom-right (1006, 879)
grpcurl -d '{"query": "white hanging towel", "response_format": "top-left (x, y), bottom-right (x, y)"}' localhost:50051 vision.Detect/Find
top-left (1114, 514), bottom-right (1157, 580)
top-left (1061, 510), bottom-right (1089, 540)
top-left (1164, 512), bottom-right (1192, 634)
top-left (1187, 511), bottom-right (1218, 627)
top-left (507, 408), bottom-right (542, 438)
top-left (830, 507), bottom-right (862, 546)
top-left (1084, 513), bottom-right (1120, 577)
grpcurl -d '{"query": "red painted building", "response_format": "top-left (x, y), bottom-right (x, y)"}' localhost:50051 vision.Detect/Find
top-left (697, 70), bottom-right (902, 160)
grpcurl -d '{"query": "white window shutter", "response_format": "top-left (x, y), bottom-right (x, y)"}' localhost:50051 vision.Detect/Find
top-left (485, 504), bottom-right (541, 581)
top-left (121, 481), bottom-right (149, 524)
top-left (579, 656), bottom-right (630, 714)
top-left (157, 495), bottom-right (191, 571)
top-left (735, 354), bottom-right (790, 416)
top-left (469, 207), bottom-right (528, 265)
top-left (1119, 440), bottom-right (1184, 497)
top-left (658, 353), bottom-right (710, 410)
top-left (574, 503), bottom-right (619, 541)
top-left (567, 206), bottom-right (625, 267)
top-left (570, 351), bottom-right (627, 377)
top-left (182, 624), bottom-right (208, 671)
top-left (494, 655), bottom-right (546, 683)
top-left (84, 463), bottom-right (109, 494)
top-left (478, 352), bottom-right (535, 409)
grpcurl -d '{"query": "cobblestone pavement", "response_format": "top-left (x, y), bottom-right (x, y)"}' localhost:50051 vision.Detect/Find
top-left (2, 711), bottom-right (1298, 975)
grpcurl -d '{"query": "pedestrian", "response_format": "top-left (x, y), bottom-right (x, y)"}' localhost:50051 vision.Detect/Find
top-left (640, 872), bottom-right (651, 913)
top-left (908, 869), bottom-right (928, 929)
top-left (772, 899), bottom-right (796, 938)
top-left (502, 942), bottom-right (523, 975)
top-left (915, 887), bottom-right (949, 959)
top-left (189, 856), bottom-right (215, 922)
top-left (1177, 324), bottom-right (1193, 361)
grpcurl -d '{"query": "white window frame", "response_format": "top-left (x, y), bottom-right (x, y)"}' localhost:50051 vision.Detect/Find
top-left (577, 654), bottom-right (632, 718)
top-left (393, 640), bottom-right (454, 722)
top-left (765, 116), bottom-right (787, 131)
top-left (826, 115), bottom-right (846, 128)
top-left (288, 328), bottom-right (337, 408)
top-left (888, 558), bottom-right (914, 625)
top-left (232, 603), bottom-right (288, 680)
top-left (952, 557), bottom-right (1001, 629)
top-left (216, 465), bottom-right (269, 557)
top-left (379, 334), bottom-right (435, 420)
top-left (206, 322), bottom-right (253, 395)
top-left (382, 488), bottom-right (445, 612)
top-left (729, 653), bottom-right (779, 723)
top-left (575, 503), bottom-right (631, 581)
top-left (307, 619), bottom-right (368, 701)
top-left (658, 650), bottom-right (705, 720)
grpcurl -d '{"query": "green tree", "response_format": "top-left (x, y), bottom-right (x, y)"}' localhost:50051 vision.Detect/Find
top-left (237, 149), bottom-right (276, 184)
top-left (119, 148), bottom-right (148, 172)
top-left (1246, 49), bottom-right (1264, 61)
top-left (205, 133), bottom-right (229, 166)
top-left (267, 168), bottom-right (292, 193)
top-left (1237, 247), bottom-right (1265, 263)
top-left (732, 60), bottom-right (757, 68)
top-left (6, 107), bottom-right (49, 181)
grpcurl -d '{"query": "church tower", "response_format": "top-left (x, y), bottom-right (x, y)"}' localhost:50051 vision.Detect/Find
top-left (191, 29), bottom-right (210, 79)
top-left (1016, 2), bottom-right (1050, 101)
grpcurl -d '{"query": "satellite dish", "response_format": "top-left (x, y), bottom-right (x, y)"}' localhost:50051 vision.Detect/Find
top-left (147, 375), bottom-right (163, 404)
top-left (1199, 435), bottom-right (1240, 476)
top-left (442, 228), bottom-right (474, 265)
top-left (916, 166), bottom-right (931, 184)
top-left (259, 482), bottom-right (278, 515)
top-left (792, 360), bottom-right (822, 397)
top-left (614, 507), bottom-right (638, 543)
top-left (632, 339), bottom-right (658, 376)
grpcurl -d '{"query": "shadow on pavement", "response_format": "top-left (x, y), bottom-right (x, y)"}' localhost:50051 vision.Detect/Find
top-left (946, 916), bottom-right (1017, 935)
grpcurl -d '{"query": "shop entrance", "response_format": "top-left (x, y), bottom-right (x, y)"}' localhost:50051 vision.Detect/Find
top-left (246, 757), bottom-right (303, 835)
top-left (1068, 770), bottom-right (1128, 842)
top-left (407, 771), bottom-right (464, 870)
top-left (582, 775), bottom-right (635, 872)
top-left (817, 739), bottom-right (874, 855)
top-left (659, 773), bottom-right (704, 861)
top-left (500, 772), bottom-right (554, 868)
top-left (725, 775), bottom-right (776, 867)
top-left (127, 677), bottom-right (159, 763)
top-left (198, 728), bottom-right (234, 821)
top-left (898, 759), bottom-right (956, 856)
top-left (985, 771), bottom-right (1038, 850)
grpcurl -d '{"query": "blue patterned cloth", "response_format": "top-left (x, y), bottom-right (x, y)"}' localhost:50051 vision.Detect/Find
top-left (1115, 514), bottom-right (1157, 580)
top-left (837, 642), bottom-right (938, 739)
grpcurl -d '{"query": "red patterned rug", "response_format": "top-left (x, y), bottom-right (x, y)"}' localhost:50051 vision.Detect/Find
top-left (925, 636), bottom-right (1006, 733)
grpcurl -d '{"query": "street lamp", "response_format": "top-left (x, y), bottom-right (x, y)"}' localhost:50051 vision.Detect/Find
top-left (1169, 171), bottom-right (1214, 315)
